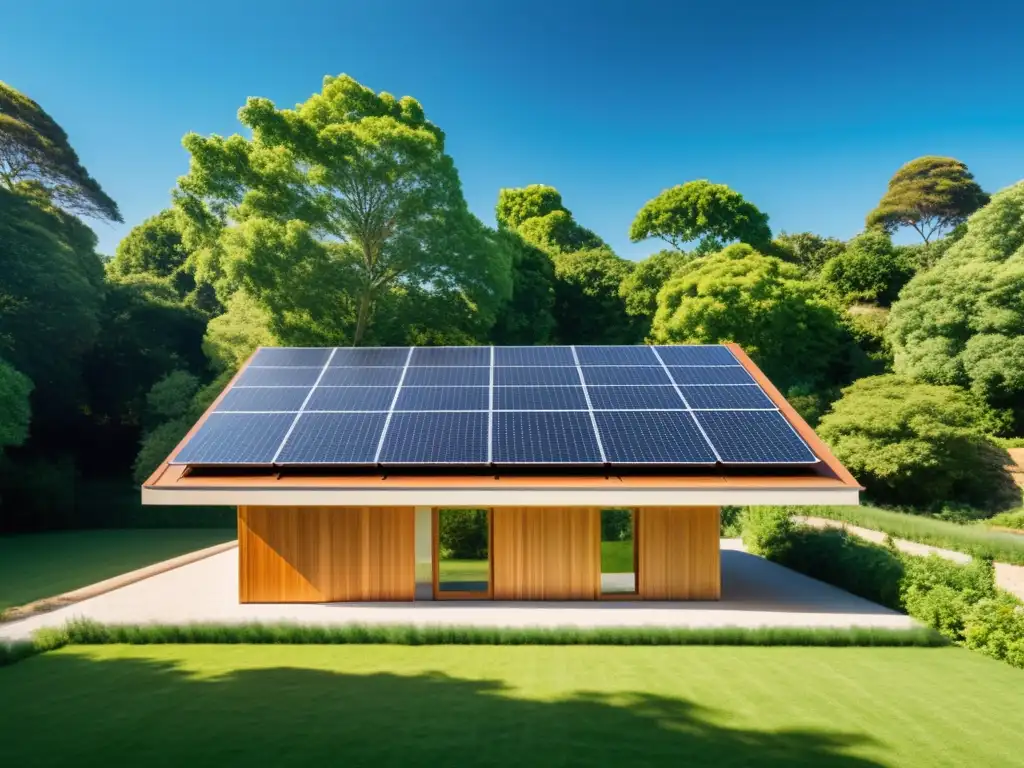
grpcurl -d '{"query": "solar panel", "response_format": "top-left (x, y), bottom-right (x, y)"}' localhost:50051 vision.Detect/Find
top-left (276, 412), bottom-right (385, 464)
top-left (395, 387), bottom-right (489, 411)
top-left (494, 366), bottom-right (581, 386)
top-left (654, 345), bottom-right (738, 366)
top-left (305, 386), bottom-right (396, 412)
top-left (251, 347), bottom-right (332, 367)
top-left (236, 367), bottom-right (323, 387)
top-left (681, 385), bottom-right (776, 410)
top-left (669, 366), bottom-right (756, 385)
top-left (582, 366), bottom-right (671, 386)
top-left (587, 386), bottom-right (686, 410)
top-left (494, 346), bottom-right (575, 366)
top-left (410, 347), bottom-right (489, 366)
top-left (404, 367), bottom-right (490, 386)
top-left (215, 386), bottom-right (310, 412)
top-left (595, 411), bottom-right (717, 464)
top-left (576, 345), bottom-right (659, 365)
top-left (493, 411), bottom-right (603, 464)
top-left (330, 347), bottom-right (409, 367)
top-left (171, 412), bottom-right (295, 465)
top-left (493, 386), bottom-right (588, 411)
top-left (319, 367), bottom-right (403, 387)
top-left (694, 410), bottom-right (817, 464)
top-left (379, 412), bottom-right (488, 464)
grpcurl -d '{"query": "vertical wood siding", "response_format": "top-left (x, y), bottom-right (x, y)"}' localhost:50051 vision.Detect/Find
top-left (637, 507), bottom-right (721, 600)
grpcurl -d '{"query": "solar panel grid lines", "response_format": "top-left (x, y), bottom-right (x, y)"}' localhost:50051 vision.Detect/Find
top-left (487, 346), bottom-right (495, 463)
top-left (373, 346), bottom-right (416, 463)
top-left (649, 345), bottom-right (723, 464)
top-left (269, 347), bottom-right (339, 464)
top-left (570, 345), bottom-right (608, 463)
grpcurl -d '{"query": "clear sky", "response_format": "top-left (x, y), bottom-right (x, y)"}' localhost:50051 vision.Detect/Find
top-left (4, 0), bottom-right (1023, 259)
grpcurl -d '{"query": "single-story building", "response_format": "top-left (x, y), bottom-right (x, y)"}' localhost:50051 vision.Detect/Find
top-left (143, 343), bottom-right (860, 603)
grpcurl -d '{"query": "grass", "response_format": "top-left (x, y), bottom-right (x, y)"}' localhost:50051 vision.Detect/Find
top-left (985, 509), bottom-right (1024, 533)
top-left (0, 528), bottom-right (236, 614)
top-left (601, 539), bottom-right (635, 572)
top-left (1, 643), bottom-right (1021, 767)
top-left (810, 505), bottom-right (1024, 565)
top-left (436, 541), bottom-right (635, 583)
top-left (438, 559), bottom-right (489, 582)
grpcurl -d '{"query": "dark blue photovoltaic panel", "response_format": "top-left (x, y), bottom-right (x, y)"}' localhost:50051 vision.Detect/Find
top-left (215, 387), bottom-right (310, 412)
top-left (403, 367), bottom-right (490, 386)
top-left (575, 345), bottom-right (659, 366)
top-left (582, 366), bottom-right (671, 386)
top-left (596, 411), bottom-right (717, 464)
top-left (493, 386), bottom-right (587, 410)
top-left (251, 347), bottom-right (332, 367)
top-left (275, 412), bottom-right (386, 464)
top-left (395, 387), bottom-right (489, 411)
top-left (655, 345), bottom-right (738, 366)
top-left (319, 367), bottom-right (403, 387)
top-left (669, 366), bottom-right (756, 385)
top-left (681, 385), bottom-right (775, 410)
top-left (587, 386), bottom-right (685, 410)
top-left (694, 410), bottom-right (817, 464)
top-left (236, 367), bottom-right (323, 387)
top-left (305, 386), bottom-right (396, 412)
top-left (494, 366), bottom-right (581, 386)
top-left (330, 347), bottom-right (410, 367)
top-left (409, 347), bottom-right (490, 366)
top-left (494, 346), bottom-right (575, 366)
top-left (493, 411), bottom-right (602, 464)
top-left (171, 413), bottom-right (294, 465)
top-left (379, 412), bottom-right (488, 463)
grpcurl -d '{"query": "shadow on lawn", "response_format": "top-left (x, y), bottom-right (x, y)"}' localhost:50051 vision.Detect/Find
top-left (0, 650), bottom-right (885, 768)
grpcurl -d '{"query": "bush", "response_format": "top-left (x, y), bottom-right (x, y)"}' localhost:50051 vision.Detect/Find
top-left (438, 509), bottom-right (488, 559)
top-left (741, 506), bottom-right (794, 560)
top-left (899, 555), bottom-right (996, 641)
top-left (719, 506), bottom-right (743, 537)
top-left (963, 594), bottom-right (1024, 669)
top-left (816, 375), bottom-right (1020, 511)
top-left (985, 509), bottom-right (1024, 531)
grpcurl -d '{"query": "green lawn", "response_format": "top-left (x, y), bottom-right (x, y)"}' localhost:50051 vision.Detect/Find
top-left (0, 645), bottom-right (1021, 767)
top-left (437, 542), bottom-right (634, 582)
top-left (601, 539), bottom-right (634, 573)
top-left (0, 529), bottom-right (236, 613)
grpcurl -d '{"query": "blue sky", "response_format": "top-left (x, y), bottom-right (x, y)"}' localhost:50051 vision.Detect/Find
top-left (4, 0), bottom-right (1023, 259)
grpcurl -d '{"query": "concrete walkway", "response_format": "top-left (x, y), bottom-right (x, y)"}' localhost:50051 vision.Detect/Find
top-left (0, 539), bottom-right (917, 643)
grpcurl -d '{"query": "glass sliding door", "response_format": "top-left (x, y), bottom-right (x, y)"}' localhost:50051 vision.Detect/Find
top-left (600, 508), bottom-right (637, 596)
top-left (434, 508), bottom-right (491, 598)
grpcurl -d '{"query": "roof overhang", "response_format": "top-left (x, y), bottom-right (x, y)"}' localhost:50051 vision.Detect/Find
top-left (143, 343), bottom-right (862, 508)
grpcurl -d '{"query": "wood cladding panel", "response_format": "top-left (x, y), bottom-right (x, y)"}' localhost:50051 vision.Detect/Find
top-left (238, 506), bottom-right (415, 602)
top-left (492, 507), bottom-right (600, 600)
top-left (637, 507), bottom-right (720, 600)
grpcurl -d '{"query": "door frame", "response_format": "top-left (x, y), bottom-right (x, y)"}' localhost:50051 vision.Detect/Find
top-left (432, 507), bottom-right (494, 600)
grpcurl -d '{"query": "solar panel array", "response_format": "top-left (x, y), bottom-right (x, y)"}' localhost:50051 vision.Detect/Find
top-left (170, 345), bottom-right (819, 467)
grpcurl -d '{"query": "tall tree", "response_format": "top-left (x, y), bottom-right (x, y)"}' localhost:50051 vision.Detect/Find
top-left (867, 156), bottom-right (989, 244)
top-left (771, 232), bottom-right (846, 274)
top-left (496, 185), bottom-right (566, 229)
top-left (630, 180), bottom-right (772, 252)
top-left (175, 74), bottom-right (510, 346)
top-left (490, 230), bottom-right (556, 345)
top-left (618, 249), bottom-right (692, 320)
top-left (496, 185), bottom-right (605, 255)
top-left (0, 81), bottom-right (121, 222)
top-left (818, 230), bottom-right (916, 307)
top-left (552, 247), bottom-right (644, 345)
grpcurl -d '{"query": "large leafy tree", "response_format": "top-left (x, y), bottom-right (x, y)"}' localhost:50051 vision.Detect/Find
top-left (490, 230), bottom-right (556, 345)
top-left (817, 375), bottom-right (1018, 512)
top-left (771, 231), bottom-right (846, 275)
top-left (651, 244), bottom-right (854, 390)
top-left (552, 248), bottom-right (644, 344)
top-left (867, 156), bottom-right (988, 244)
top-left (819, 230), bottom-right (916, 307)
top-left (496, 185), bottom-right (605, 255)
top-left (495, 185), bottom-right (566, 229)
top-left (886, 181), bottom-right (1024, 426)
top-left (175, 74), bottom-right (510, 346)
top-left (618, 249), bottom-right (692, 321)
top-left (630, 180), bottom-right (772, 251)
top-left (0, 81), bottom-right (121, 222)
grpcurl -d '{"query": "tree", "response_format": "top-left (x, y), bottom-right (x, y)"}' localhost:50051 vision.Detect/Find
top-left (651, 244), bottom-right (854, 391)
top-left (629, 180), bottom-right (772, 251)
top-left (0, 81), bottom-right (121, 221)
top-left (496, 185), bottom-right (605, 255)
top-left (202, 292), bottom-right (278, 372)
top-left (490, 230), bottom-right (556, 345)
top-left (819, 230), bottom-right (916, 307)
top-left (0, 359), bottom-right (32, 450)
top-left (618, 249), bottom-right (692, 320)
top-left (496, 185), bottom-right (566, 229)
top-left (886, 181), bottom-right (1024, 427)
top-left (772, 232), bottom-right (846, 274)
top-left (867, 156), bottom-right (988, 244)
top-left (175, 74), bottom-right (510, 346)
top-left (816, 375), bottom-right (1018, 512)
top-left (552, 248), bottom-right (644, 344)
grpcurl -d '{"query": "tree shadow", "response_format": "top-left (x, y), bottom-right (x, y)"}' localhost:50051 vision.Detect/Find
top-left (1, 649), bottom-right (885, 768)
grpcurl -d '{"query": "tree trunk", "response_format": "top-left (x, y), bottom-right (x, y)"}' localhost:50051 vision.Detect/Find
top-left (353, 290), bottom-right (371, 347)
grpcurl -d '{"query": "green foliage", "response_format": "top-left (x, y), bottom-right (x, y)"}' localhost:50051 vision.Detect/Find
top-left (886, 181), bottom-right (1024, 427)
top-left (771, 231), bottom-right (846, 275)
top-left (495, 185), bottom-right (566, 229)
top-left (985, 509), bottom-right (1024, 531)
top-left (175, 73), bottom-right (510, 346)
top-left (0, 358), bottom-right (32, 449)
top-left (819, 230), bottom-right (916, 307)
top-left (516, 209), bottom-right (605, 254)
top-left (601, 509), bottom-right (633, 542)
top-left (719, 506), bottom-right (744, 537)
top-left (437, 509), bottom-right (489, 560)
top-left (741, 506), bottom-right (794, 560)
top-left (489, 230), bottom-right (556, 345)
top-left (630, 180), bottom-right (772, 251)
top-left (651, 244), bottom-right (855, 390)
top-left (841, 304), bottom-right (892, 371)
top-left (963, 593), bottom-right (1024, 669)
top-left (145, 371), bottom-right (201, 426)
top-left (552, 247), bottom-right (643, 344)
top-left (817, 375), bottom-right (1019, 511)
top-left (867, 156), bottom-right (988, 243)
top-left (201, 292), bottom-right (277, 372)
top-left (0, 81), bottom-right (121, 221)
top-left (899, 555), bottom-right (995, 641)
top-left (618, 249), bottom-right (692, 321)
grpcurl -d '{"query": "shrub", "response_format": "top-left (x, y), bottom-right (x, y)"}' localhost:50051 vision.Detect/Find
top-left (899, 556), bottom-right (995, 641)
top-left (985, 509), bottom-right (1024, 531)
top-left (438, 509), bottom-right (488, 559)
top-left (741, 506), bottom-right (794, 560)
top-left (963, 594), bottom-right (1024, 669)
top-left (719, 506), bottom-right (743, 537)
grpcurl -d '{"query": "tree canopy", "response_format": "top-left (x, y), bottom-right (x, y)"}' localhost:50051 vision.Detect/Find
top-left (866, 156), bottom-right (988, 244)
top-left (817, 375), bottom-right (1018, 511)
top-left (819, 229), bottom-right (916, 307)
top-left (0, 81), bottom-right (121, 222)
top-left (0, 359), bottom-right (32, 450)
top-left (490, 230), bottom-right (556, 345)
top-left (772, 232), bottom-right (846, 274)
top-left (618, 249), bottom-right (692, 320)
top-left (495, 185), bottom-right (567, 229)
top-left (174, 73), bottom-right (511, 346)
top-left (886, 180), bottom-right (1024, 426)
top-left (651, 244), bottom-right (853, 391)
top-left (552, 248), bottom-right (643, 344)
top-left (629, 180), bottom-right (772, 251)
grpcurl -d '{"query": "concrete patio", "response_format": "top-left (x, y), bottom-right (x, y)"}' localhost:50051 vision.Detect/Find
top-left (0, 539), bottom-right (918, 643)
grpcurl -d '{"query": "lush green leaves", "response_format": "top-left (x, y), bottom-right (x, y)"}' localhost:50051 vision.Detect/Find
top-left (819, 230), bottom-right (916, 307)
top-left (867, 156), bottom-right (988, 243)
top-left (817, 375), bottom-right (1019, 511)
top-left (618, 249), bottom-right (692, 320)
top-left (630, 180), bottom-right (771, 251)
top-left (0, 359), bottom-right (32, 449)
top-left (772, 232), bottom-right (846, 274)
top-left (490, 231), bottom-right (556, 345)
top-left (495, 185), bottom-right (566, 229)
top-left (552, 248), bottom-right (643, 344)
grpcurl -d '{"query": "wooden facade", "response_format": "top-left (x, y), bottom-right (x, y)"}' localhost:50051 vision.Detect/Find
top-left (237, 505), bottom-right (720, 603)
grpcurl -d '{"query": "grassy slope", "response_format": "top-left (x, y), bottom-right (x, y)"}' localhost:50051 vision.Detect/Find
top-left (0, 529), bottom-right (236, 612)
top-left (1, 644), bottom-right (1021, 767)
